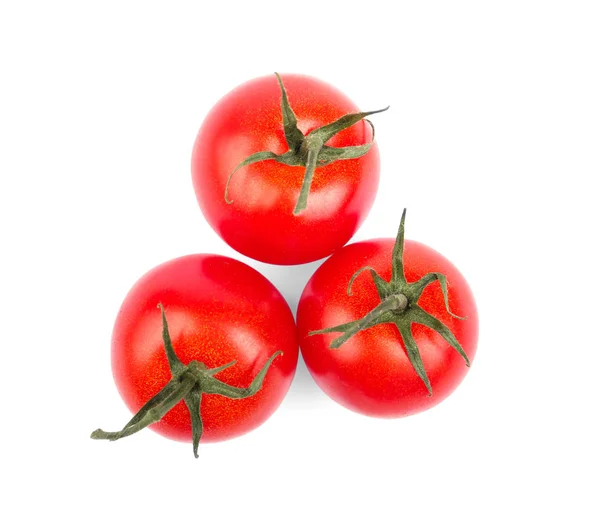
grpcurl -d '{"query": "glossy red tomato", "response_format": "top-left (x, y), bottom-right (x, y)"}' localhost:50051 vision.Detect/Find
top-left (191, 73), bottom-right (381, 265)
top-left (296, 236), bottom-right (478, 418)
top-left (111, 254), bottom-right (298, 443)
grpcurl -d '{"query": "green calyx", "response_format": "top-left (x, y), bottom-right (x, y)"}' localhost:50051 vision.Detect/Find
top-left (224, 72), bottom-right (389, 215)
top-left (91, 303), bottom-right (282, 458)
top-left (309, 209), bottom-right (469, 395)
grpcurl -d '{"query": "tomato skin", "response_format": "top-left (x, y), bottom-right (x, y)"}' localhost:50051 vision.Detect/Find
top-left (296, 239), bottom-right (478, 418)
top-left (111, 254), bottom-right (298, 443)
top-left (191, 74), bottom-right (380, 265)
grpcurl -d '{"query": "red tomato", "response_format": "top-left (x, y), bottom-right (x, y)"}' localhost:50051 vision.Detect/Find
top-left (110, 254), bottom-right (298, 443)
top-left (296, 231), bottom-right (478, 418)
top-left (191, 73), bottom-right (382, 265)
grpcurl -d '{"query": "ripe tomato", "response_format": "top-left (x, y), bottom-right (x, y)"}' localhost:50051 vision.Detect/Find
top-left (109, 254), bottom-right (298, 445)
top-left (191, 73), bottom-right (384, 265)
top-left (296, 213), bottom-right (478, 417)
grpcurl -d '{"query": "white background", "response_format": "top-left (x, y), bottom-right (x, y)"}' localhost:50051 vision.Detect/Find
top-left (1, 1), bottom-right (598, 522)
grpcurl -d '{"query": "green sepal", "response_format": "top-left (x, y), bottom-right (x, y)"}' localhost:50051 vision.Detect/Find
top-left (408, 273), bottom-right (467, 320)
top-left (158, 303), bottom-right (185, 374)
top-left (116, 378), bottom-right (185, 434)
top-left (183, 386), bottom-right (203, 458)
top-left (90, 374), bottom-right (196, 441)
top-left (206, 359), bottom-right (237, 376)
top-left (308, 295), bottom-right (406, 349)
top-left (391, 208), bottom-right (407, 286)
top-left (347, 265), bottom-right (390, 300)
top-left (309, 318), bottom-right (366, 336)
top-left (275, 72), bottom-right (305, 152)
top-left (203, 350), bottom-right (282, 398)
top-left (395, 320), bottom-right (432, 395)
top-left (224, 150), bottom-right (302, 204)
top-left (307, 107), bottom-right (389, 144)
top-left (317, 142), bottom-right (374, 164)
top-left (293, 143), bottom-right (321, 215)
top-left (408, 306), bottom-right (470, 366)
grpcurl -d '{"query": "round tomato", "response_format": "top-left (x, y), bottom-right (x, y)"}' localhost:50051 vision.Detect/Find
top-left (191, 73), bottom-right (384, 265)
top-left (296, 213), bottom-right (478, 417)
top-left (105, 254), bottom-right (298, 450)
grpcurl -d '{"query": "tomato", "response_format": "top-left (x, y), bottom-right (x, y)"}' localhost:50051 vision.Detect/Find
top-left (98, 254), bottom-right (298, 452)
top-left (296, 212), bottom-right (478, 418)
top-left (191, 73), bottom-right (385, 265)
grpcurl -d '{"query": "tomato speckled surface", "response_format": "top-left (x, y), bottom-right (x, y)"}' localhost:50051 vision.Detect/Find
top-left (297, 238), bottom-right (478, 418)
top-left (111, 254), bottom-right (299, 443)
top-left (191, 73), bottom-right (380, 265)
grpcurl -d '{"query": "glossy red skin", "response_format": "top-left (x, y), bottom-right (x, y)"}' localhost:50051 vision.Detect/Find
top-left (191, 74), bottom-right (380, 265)
top-left (111, 254), bottom-right (298, 443)
top-left (297, 239), bottom-right (478, 418)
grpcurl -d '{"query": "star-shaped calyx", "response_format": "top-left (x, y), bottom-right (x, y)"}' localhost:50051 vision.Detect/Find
top-left (225, 72), bottom-right (389, 215)
top-left (91, 304), bottom-right (282, 458)
top-left (309, 209), bottom-right (470, 395)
